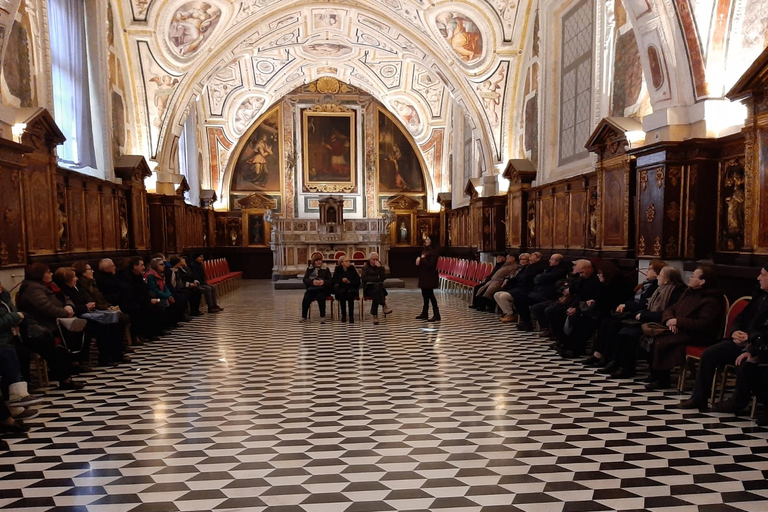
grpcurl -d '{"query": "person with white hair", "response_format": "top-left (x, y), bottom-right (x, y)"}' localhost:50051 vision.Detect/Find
top-left (361, 252), bottom-right (392, 325)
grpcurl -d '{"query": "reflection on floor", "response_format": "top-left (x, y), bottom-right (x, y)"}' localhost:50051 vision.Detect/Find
top-left (2, 280), bottom-right (768, 512)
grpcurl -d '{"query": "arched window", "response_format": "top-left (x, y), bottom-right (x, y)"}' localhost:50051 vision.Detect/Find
top-left (48, 0), bottom-right (96, 169)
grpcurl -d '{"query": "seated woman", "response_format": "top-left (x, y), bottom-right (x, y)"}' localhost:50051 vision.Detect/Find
top-left (584, 259), bottom-right (665, 367)
top-left (145, 258), bottom-right (180, 329)
top-left (333, 256), bottom-right (360, 323)
top-left (600, 265), bottom-right (686, 379)
top-left (1, 280), bottom-right (44, 419)
top-left (61, 265), bottom-right (129, 367)
top-left (361, 252), bottom-right (392, 325)
top-left (15, 263), bottom-right (84, 390)
top-left (646, 266), bottom-right (726, 390)
top-left (301, 254), bottom-right (332, 323)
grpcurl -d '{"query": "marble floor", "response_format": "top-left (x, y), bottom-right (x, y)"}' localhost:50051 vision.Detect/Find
top-left (2, 280), bottom-right (768, 512)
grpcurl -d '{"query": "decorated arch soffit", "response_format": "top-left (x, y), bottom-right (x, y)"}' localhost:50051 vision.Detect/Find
top-left (120, 0), bottom-right (534, 183)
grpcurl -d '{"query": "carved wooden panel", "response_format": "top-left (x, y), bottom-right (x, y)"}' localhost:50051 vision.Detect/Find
top-left (67, 181), bottom-right (87, 252)
top-left (602, 164), bottom-right (628, 248)
top-left (636, 165), bottom-right (665, 257)
top-left (0, 139), bottom-right (28, 266)
top-left (569, 189), bottom-right (586, 249)
top-left (539, 195), bottom-right (554, 248)
top-left (85, 186), bottom-right (102, 250)
top-left (101, 189), bottom-right (117, 251)
top-left (24, 159), bottom-right (57, 254)
top-left (553, 190), bottom-right (569, 247)
top-left (508, 194), bottom-right (522, 247)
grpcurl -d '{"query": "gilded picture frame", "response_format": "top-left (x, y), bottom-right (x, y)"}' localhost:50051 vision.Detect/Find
top-left (242, 209), bottom-right (272, 247)
top-left (302, 109), bottom-right (356, 193)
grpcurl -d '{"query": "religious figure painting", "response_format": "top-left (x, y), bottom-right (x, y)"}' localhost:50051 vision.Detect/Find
top-left (302, 110), bottom-right (356, 189)
top-left (395, 214), bottom-right (412, 245)
top-left (231, 107), bottom-right (281, 192)
top-left (168, 1), bottom-right (221, 58)
top-left (243, 210), bottom-right (270, 247)
top-left (377, 109), bottom-right (425, 193)
top-left (435, 11), bottom-right (484, 63)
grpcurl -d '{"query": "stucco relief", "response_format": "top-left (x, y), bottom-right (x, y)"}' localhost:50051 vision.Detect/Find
top-left (411, 65), bottom-right (445, 118)
top-left (139, 42), bottom-right (184, 155)
top-left (168, 1), bottom-right (221, 58)
top-left (435, 11), bottom-right (484, 64)
top-left (304, 42), bottom-right (353, 57)
top-left (130, 0), bottom-right (152, 21)
top-left (251, 51), bottom-right (295, 86)
top-left (206, 61), bottom-right (243, 117)
top-left (232, 96), bottom-right (266, 136)
top-left (312, 9), bottom-right (344, 30)
top-left (486, 0), bottom-right (520, 42)
top-left (361, 59), bottom-right (402, 89)
top-left (389, 99), bottom-right (424, 136)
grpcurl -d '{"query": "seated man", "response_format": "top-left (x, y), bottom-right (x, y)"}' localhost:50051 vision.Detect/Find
top-left (168, 255), bottom-right (204, 316)
top-left (470, 253), bottom-right (507, 309)
top-left (188, 254), bottom-right (223, 313)
top-left (495, 252), bottom-right (545, 323)
top-left (361, 252), bottom-right (392, 325)
top-left (301, 254), bottom-right (332, 323)
top-left (679, 264), bottom-right (768, 410)
top-left (524, 254), bottom-right (569, 332)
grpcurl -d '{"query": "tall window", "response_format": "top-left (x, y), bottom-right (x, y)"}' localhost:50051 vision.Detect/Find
top-left (558, 0), bottom-right (593, 165)
top-left (48, 0), bottom-right (96, 168)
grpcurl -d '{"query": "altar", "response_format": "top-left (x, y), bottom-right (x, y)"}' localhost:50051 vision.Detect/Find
top-left (270, 196), bottom-right (392, 279)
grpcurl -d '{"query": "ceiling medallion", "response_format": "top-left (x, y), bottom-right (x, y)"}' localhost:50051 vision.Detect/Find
top-left (316, 77), bottom-right (341, 94)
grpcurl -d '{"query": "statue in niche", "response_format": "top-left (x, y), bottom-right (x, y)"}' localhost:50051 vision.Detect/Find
top-left (724, 167), bottom-right (745, 235)
top-left (399, 222), bottom-right (408, 243)
top-left (327, 206), bottom-right (337, 224)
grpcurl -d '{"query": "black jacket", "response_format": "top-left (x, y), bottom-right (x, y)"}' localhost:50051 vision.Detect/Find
top-left (303, 265), bottom-right (332, 291)
top-left (95, 270), bottom-right (132, 309)
top-left (529, 261), bottom-right (570, 300)
top-left (504, 260), bottom-right (546, 293)
top-left (623, 278), bottom-right (659, 314)
top-left (189, 261), bottom-right (207, 285)
top-left (333, 265), bottom-right (360, 297)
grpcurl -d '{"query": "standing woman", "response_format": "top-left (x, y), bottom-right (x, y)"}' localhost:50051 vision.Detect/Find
top-left (416, 234), bottom-right (441, 322)
top-left (333, 256), bottom-right (360, 323)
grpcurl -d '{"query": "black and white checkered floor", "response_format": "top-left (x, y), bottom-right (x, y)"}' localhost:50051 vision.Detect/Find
top-left (2, 280), bottom-right (768, 512)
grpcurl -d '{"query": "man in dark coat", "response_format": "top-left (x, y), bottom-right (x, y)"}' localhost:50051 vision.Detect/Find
top-left (495, 252), bottom-right (546, 323)
top-left (680, 264), bottom-right (768, 410)
top-left (524, 254), bottom-right (569, 332)
top-left (469, 253), bottom-right (507, 309)
top-left (550, 259), bottom-right (602, 357)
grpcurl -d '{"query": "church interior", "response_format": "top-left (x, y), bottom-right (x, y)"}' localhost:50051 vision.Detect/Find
top-left (2, 0), bottom-right (768, 510)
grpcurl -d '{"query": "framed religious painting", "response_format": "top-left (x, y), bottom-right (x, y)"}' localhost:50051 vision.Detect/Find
top-left (230, 106), bottom-right (283, 194)
top-left (242, 209), bottom-right (271, 247)
top-left (377, 108), bottom-right (426, 194)
top-left (302, 108), bottom-right (356, 192)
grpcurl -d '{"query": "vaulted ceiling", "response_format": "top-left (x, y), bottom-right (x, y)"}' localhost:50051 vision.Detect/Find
top-left (117, 0), bottom-right (535, 175)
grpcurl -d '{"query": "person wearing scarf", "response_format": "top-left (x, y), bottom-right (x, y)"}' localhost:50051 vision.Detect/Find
top-left (14, 263), bottom-right (84, 390)
top-left (598, 265), bottom-right (686, 379)
top-left (145, 258), bottom-right (180, 329)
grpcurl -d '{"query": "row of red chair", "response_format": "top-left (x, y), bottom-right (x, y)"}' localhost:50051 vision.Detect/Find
top-left (203, 258), bottom-right (243, 296)
top-left (437, 257), bottom-right (493, 300)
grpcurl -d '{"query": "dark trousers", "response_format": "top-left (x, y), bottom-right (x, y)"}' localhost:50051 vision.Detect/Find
top-left (302, 288), bottom-right (327, 318)
top-left (516, 293), bottom-right (547, 326)
top-left (471, 284), bottom-right (485, 308)
top-left (530, 300), bottom-right (556, 329)
top-left (545, 303), bottom-right (569, 338)
top-left (336, 291), bottom-right (357, 320)
top-left (365, 283), bottom-right (388, 315)
top-left (731, 362), bottom-right (768, 410)
top-left (0, 346), bottom-right (23, 398)
top-left (421, 288), bottom-right (438, 315)
top-left (613, 324), bottom-right (644, 371)
top-left (88, 322), bottom-right (125, 365)
top-left (562, 315), bottom-right (599, 355)
top-left (199, 284), bottom-right (218, 309)
top-left (690, 340), bottom-right (744, 405)
top-left (593, 318), bottom-right (624, 355)
top-left (16, 332), bottom-right (72, 384)
top-left (185, 287), bottom-right (203, 314)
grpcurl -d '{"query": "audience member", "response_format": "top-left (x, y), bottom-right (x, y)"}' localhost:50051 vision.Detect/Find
top-left (520, 254), bottom-right (569, 331)
top-left (301, 254), bottom-right (332, 323)
top-left (474, 254), bottom-right (519, 312)
top-left (470, 253), bottom-right (507, 309)
top-left (333, 256), bottom-right (360, 323)
top-left (362, 252), bottom-right (392, 325)
top-left (188, 254), bottom-right (223, 313)
top-left (494, 252), bottom-right (545, 323)
top-left (645, 266), bottom-right (726, 390)
top-left (679, 265), bottom-right (768, 410)
top-left (554, 259), bottom-right (605, 358)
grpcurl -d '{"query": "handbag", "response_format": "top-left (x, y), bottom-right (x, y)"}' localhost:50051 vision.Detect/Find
top-left (563, 315), bottom-right (575, 336)
top-left (81, 310), bottom-right (120, 325)
top-left (641, 321), bottom-right (671, 337)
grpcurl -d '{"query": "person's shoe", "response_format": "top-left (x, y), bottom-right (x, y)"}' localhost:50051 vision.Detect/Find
top-left (209, 306), bottom-right (224, 313)
top-left (383, 307), bottom-right (393, 315)
top-left (59, 380), bottom-right (85, 391)
top-left (320, 318), bottom-right (326, 324)
top-left (501, 315), bottom-right (516, 323)
top-left (711, 400), bottom-right (747, 414)
top-left (561, 349), bottom-right (579, 359)
top-left (415, 307), bottom-right (429, 320)
top-left (6, 395), bottom-right (44, 408)
top-left (517, 322), bottom-right (533, 331)
top-left (341, 315), bottom-right (347, 323)
top-left (0, 419), bottom-right (29, 434)
top-left (582, 355), bottom-right (601, 366)
top-left (300, 318), bottom-right (307, 323)
top-left (372, 315), bottom-right (379, 325)
top-left (12, 407), bottom-right (39, 420)
top-left (190, 311), bottom-right (204, 317)
top-left (678, 398), bottom-right (706, 410)
top-left (148, 335), bottom-right (161, 341)
top-left (348, 317), bottom-right (354, 324)
top-left (538, 329), bottom-right (551, 338)
top-left (120, 355), bottom-right (132, 364)
top-left (610, 367), bottom-right (635, 379)
top-left (644, 379), bottom-right (670, 391)
top-left (427, 315), bottom-right (441, 322)
top-left (597, 361), bottom-right (619, 375)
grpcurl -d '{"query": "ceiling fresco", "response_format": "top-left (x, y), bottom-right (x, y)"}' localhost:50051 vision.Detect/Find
top-left (116, 0), bottom-right (533, 197)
